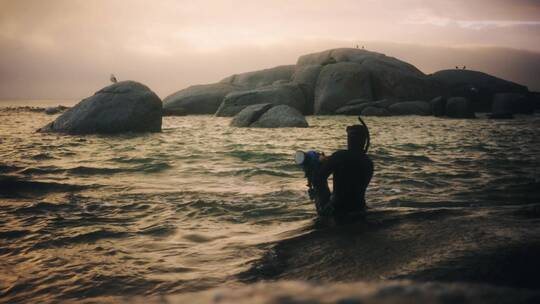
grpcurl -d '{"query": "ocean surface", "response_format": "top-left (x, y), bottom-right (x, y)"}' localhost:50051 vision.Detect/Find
top-left (1, 100), bottom-right (539, 303)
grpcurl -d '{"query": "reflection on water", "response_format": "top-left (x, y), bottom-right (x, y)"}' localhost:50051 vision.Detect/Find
top-left (0, 106), bottom-right (539, 302)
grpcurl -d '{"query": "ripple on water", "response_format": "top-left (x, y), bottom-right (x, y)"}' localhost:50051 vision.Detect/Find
top-left (0, 112), bottom-right (539, 302)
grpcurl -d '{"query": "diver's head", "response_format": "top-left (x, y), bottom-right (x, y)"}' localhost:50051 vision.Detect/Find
top-left (347, 116), bottom-right (370, 153)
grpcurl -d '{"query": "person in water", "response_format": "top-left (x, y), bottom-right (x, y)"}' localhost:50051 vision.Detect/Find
top-left (295, 117), bottom-right (374, 218)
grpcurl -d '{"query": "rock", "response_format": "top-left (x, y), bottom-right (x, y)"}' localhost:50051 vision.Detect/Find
top-left (335, 103), bottom-right (372, 115)
top-left (220, 65), bottom-right (295, 88)
top-left (389, 101), bottom-right (431, 116)
top-left (373, 99), bottom-right (398, 108)
top-left (229, 103), bottom-right (274, 127)
top-left (303, 48), bottom-right (440, 114)
top-left (215, 83), bottom-right (306, 117)
top-left (445, 97), bottom-right (475, 118)
top-left (431, 70), bottom-right (529, 112)
top-left (361, 106), bottom-right (391, 116)
top-left (346, 98), bottom-right (371, 106)
top-left (44, 105), bottom-right (68, 115)
top-left (314, 62), bottom-right (374, 114)
top-left (530, 92), bottom-right (540, 111)
top-left (430, 96), bottom-right (446, 117)
top-left (492, 93), bottom-right (534, 115)
top-left (38, 81), bottom-right (162, 134)
top-left (163, 83), bottom-right (239, 115)
top-left (250, 105), bottom-right (308, 128)
top-left (292, 64), bottom-right (323, 114)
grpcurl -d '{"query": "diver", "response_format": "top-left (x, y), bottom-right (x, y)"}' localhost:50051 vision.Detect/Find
top-left (295, 117), bottom-right (374, 220)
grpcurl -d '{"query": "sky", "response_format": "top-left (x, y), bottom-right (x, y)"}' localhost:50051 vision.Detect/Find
top-left (1, 0), bottom-right (540, 99)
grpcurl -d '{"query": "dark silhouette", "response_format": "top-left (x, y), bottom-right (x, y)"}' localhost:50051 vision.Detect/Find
top-left (296, 117), bottom-right (374, 220)
top-left (110, 74), bottom-right (118, 83)
top-left (462, 65), bottom-right (466, 70)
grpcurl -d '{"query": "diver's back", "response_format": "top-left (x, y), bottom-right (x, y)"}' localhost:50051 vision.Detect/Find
top-left (330, 150), bottom-right (373, 213)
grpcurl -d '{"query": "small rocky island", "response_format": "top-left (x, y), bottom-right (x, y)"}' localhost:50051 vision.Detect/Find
top-left (39, 81), bottom-right (162, 134)
top-left (163, 48), bottom-right (536, 121)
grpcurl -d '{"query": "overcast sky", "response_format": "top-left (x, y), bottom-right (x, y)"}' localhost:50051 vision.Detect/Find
top-left (1, 0), bottom-right (539, 99)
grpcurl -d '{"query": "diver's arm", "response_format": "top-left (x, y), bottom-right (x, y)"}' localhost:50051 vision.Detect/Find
top-left (313, 158), bottom-right (334, 214)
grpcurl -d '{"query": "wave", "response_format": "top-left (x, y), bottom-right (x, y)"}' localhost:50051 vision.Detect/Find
top-left (31, 229), bottom-right (130, 249)
top-left (0, 175), bottom-right (84, 198)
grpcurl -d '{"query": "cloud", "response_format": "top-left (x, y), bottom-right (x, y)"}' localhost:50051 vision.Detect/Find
top-left (0, 0), bottom-right (539, 98)
top-left (404, 9), bottom-right (540, 30)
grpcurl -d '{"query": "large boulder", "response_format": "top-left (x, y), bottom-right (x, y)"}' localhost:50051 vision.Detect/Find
top-left (163, 83), bottom-right (240, 115)
top-left (39, 81), bottom-right (162, 134)
top-left (229, 103), bottom-right (274, 127)
top-left (445, 97), bottom-right (475, 118)
top-left (300, 48), bottom-right (440, 114)
top-left (230, 104), bottom-right (308, 128)
top-left (250, 105), bottom-right (308, 128)
top-left (492, 93), bottom-right (534, 115)
top-left (291, 64), bottom-right (323, 114)
top-left (389, 101), bottom-right (432, 116)
top-left (430, 70), bottom-right (529, 112)
top-left (313, 62), bottom-right (374, 114)
top-left (430, 96), bottom-right (446, 117)
top-left (220, 65), bottom-right (295, 88)
top-left (215, 83), bottom-right (306, 117)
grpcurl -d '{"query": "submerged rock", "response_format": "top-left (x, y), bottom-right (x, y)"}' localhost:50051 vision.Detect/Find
top-left (230, 104), bottom-right (308, 128)
top-left (163, 83), bottom-right (240, 115)
top-left (38, 81), bottom-right (162, 134)
top-left (215, 83), bottom-right (306, 117)
top-left (446, 97), bottom-right (475, 118)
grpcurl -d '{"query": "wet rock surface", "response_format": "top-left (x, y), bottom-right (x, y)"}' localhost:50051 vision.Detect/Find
top-left (38, 81), bottom-right (162, 134)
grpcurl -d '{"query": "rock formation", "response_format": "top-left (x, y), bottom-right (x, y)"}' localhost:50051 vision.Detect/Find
top-left (230, 104), bottom-right (308, 128)
top-left (39, 81), bottom-right (162, 134)
top-left (215, 83), bottom-right (306, 117)
top-left (445, 97), bottom-right (476, 119)
top-left (162, 48), bottom-right (533, 117)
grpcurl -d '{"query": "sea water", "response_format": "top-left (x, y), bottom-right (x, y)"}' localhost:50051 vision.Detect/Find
top-left (1, 100), bottom-right (539, 302)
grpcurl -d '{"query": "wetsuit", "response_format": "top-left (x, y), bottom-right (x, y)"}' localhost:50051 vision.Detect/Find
top-left (313, 150), bottom-right (373, 217)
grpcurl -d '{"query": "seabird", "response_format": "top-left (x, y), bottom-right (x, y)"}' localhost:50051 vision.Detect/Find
top-left (110, 74), bottom-right (118, 83)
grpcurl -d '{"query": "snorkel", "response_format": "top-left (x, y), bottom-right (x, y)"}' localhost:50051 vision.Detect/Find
top-left (346, 116), bottom-right (370, 154)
